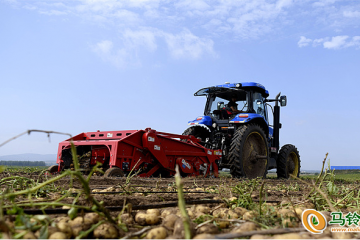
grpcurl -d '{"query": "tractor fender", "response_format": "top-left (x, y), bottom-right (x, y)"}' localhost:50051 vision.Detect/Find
top-left (187, 116), bottom-right (212, 126)
top-left (230, 113), bottom-right (269, 136)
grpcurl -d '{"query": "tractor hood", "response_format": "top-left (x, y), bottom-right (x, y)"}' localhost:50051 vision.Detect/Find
top-left (229, 113), bottom-right (268, 124)
top-left (188, 116), bottom-right (212, 126)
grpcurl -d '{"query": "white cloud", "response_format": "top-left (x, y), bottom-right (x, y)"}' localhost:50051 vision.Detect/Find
top-left (161, 29), bottom-right (216, 59)
top-left (123, 29), bottom-right (157, 52)
top-left (94, 40), bottom-right (113, 54)
top-left (276, 0), bottom-right (293, 10)
top-left (344, 36), bottom-right (360, 48)
top-left (298, 35), bottom-right (360, 50)
top-left (298, 36), bottom-right (312, 47)
top-left (5, 0), bottom-right (360, 66)
top-left (92, 40), bottom-right (141, 68)
top-left (175, 0), bottom-right (210, 11)
top-left (323, 35), bottom-right (349, 49)
top-left (312, 0), bottom-right (338, 7)
top-left (343, 10), bottom-right (360, 18)
top-left (91, 29), bottom-right (215, 67)
top-left (7, 0), bottom-right (360, 42)
top-left (39, 9), bottom-right (67, 16)
top-left (312, 38), bottom-right (326, 47)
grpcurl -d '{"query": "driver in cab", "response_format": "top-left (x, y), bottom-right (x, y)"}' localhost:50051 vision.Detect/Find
top-left (227, 96), bottom-right (244, 114)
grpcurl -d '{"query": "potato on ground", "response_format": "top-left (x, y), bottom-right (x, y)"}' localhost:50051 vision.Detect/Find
top-left (173, 218), bottom-right (196, 238)
top-left (212, 208), bottom-right (239, 219)
top-left (35, 226), bottom-right (58, 239)
top-left (193, 233), bottom-right (215, 239)
top-left (161, 208), bottom-right (176, 218)
top-left (22, 231), bottom-right (37, 239)
top-left (273, 233), bottom-right (303, 239)
top-left (146, 209), bottom-right (161, 216)
top-left (196, 223), bottom-right (219, 235)
top-left (49, 232), bottom-right (68, 239)
top-left (233, 207), bottom-right (248, 216)
top-left (84, 212), bottom-right (101, 225)
top-left (135, 212), bottom-right (160, 226)
top-left (93, 222), bottom-right (119, 239)
top-left (232, 222), bottom-right (258, 233)
top-left (68, 217), bottom-right (87, 237)
top-left (195, 205), bottom-right (211, 214)
top-left (277, 208), bottom-right (296, 218)
top-left (56, 221), bottom-right (73, 238)
top-left (216, 220), bottom-right (230, 229)
top-left (146, 226), bottom-right (168, 239)
top-left (162, 214), bottom-right (180, 229)
top-left (119, 213), bottom-right (134, 225)
top-left (282, 218), bottom-right (299, 228)
top-left (242, 211), bottom-right (258, 220)
top-left (228, 197), bottom-right (237, 202)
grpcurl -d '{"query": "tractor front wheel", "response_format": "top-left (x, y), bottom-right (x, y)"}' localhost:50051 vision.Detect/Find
top-left (228, 124), bottom-right (268, 179)
top-left (276, 144), bottom-right (301, 178)
top-left (104, 167), bottom-right (124, 178)
top-left (182, 126), bottom-right (210, 145)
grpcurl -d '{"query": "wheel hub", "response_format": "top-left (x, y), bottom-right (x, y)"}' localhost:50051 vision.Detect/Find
top-left (242, 132), bottom-right (267, 178)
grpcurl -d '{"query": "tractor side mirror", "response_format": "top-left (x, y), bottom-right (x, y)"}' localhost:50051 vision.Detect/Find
top-left (280, 95), bottom-right (287, 107)
top-left (217, 102), bottom-right (224, 110)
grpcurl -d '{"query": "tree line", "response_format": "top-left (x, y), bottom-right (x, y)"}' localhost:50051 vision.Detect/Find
top-left (0, 160), bottom-right (46, 166)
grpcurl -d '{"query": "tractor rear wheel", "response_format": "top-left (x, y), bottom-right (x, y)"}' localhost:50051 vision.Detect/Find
top-left (228, 124), bottom-right (268, 179)
top-left (276, 144), bottom-right (300, 178)
top-left (104, 167), bottom-right (124, 178)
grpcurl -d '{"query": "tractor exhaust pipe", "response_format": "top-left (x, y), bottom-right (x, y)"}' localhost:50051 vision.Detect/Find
top-left (273, 92), bottom-right (281, 151)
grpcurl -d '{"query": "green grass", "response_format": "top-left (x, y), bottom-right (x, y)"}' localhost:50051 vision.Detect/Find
top-left (1, 166), bottom-right (48, 174)
top-left (332, 172), bottom-right (360, 182)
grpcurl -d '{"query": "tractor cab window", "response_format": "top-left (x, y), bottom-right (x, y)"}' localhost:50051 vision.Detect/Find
top-left (207, 91), bottom-right (248, 119)
top-left (253, 92), bottom-right (267, 120)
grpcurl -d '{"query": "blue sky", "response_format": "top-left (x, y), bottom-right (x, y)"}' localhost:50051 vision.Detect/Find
top-left (1, 0), bottom-right (359, 170)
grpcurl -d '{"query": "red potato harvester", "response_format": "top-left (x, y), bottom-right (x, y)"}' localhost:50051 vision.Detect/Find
top-left (50, 128), bottom-right (221, 178)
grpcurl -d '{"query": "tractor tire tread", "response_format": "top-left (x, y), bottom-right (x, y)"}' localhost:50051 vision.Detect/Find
top-left (276, 144), bottom-right (301, 179)
top-left (228, 124), bottom-right (268, 178)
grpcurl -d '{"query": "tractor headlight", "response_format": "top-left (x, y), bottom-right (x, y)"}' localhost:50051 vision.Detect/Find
top-left (212, 123), bottom-right (217, 128)
top-left (236, 83), bottom-right (242, 88)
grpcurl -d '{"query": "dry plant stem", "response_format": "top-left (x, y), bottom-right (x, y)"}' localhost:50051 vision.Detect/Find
top-left (306, 153), bottom-right (328, 198)
top-left (0, 129), bottom-right (72, 147)
top-left (117, 183), bottom-right (132, 195)
top-left (2, 202), bottom-right (90, 211)
top-left (213, 227), bottom-right (305, 239)
top-left (333, 189), bottom-right (356, 208)
top-left (1, 171), bottom-right (69, 200)
top-left (76, 220), bottom-right (106, 239)
top-left (294, 175), bottom-right (336, 212)
top-left (125, 159), bottom-right (142, 185)
top-left (312, 183), bottom-right (336, 212)
top-left (175, 165), bottom-right (191, 239)
top-left (123, 226), bottom-right (152, 239)
top-left (259, 180), bottom-right (265, 216)
top-left (196, 218), bottom-right (246, 229)
top-left (69, 142), bottom-right (116, 225)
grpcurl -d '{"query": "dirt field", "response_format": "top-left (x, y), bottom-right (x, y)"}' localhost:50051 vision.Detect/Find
top-left (1, 169), bottom-right (360, 239)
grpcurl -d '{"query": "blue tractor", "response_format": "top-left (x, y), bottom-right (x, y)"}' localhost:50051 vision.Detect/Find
top-left (183, 82), bottom-right (300, 179)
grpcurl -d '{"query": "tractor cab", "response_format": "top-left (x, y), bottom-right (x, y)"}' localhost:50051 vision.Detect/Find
top-left (193, 82), bottom-right (270, 124)
top-left (201, 87), bottom-right (249, 119)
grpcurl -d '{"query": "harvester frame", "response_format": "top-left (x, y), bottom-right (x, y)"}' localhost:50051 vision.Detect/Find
top-left (53, 128), bottom-right (221, 178)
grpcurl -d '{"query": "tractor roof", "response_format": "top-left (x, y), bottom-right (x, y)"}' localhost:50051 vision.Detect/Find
top-left (194, 82), bottom-right (269, 98)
